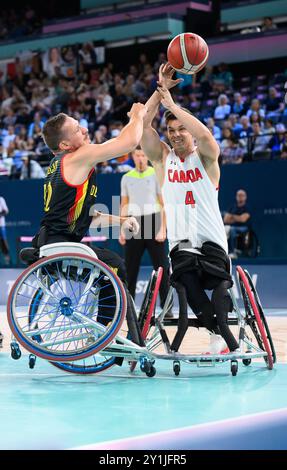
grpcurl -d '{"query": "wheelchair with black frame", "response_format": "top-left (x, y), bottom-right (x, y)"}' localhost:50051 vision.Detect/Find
top-left (7, 241), bottom-right (275, 377)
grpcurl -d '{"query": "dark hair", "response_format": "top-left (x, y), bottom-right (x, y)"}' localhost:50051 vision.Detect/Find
top-left (164, 107), bottom-right (192, 125)
top-left (42, 113), bottom-right (68, 152)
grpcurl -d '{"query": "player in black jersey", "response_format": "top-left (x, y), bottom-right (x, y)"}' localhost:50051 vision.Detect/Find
top-left (23, 102), bottom-right (147, 347)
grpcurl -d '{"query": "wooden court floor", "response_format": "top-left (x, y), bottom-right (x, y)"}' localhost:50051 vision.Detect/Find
top-left (1, 314), bottom-right (286, 363)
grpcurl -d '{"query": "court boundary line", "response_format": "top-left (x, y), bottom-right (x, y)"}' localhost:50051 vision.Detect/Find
top-left (70, 406), bottom-right (287, 450)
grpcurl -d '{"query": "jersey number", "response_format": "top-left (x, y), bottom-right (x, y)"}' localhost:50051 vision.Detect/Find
top-left (185, 191), bottom-right (196, 206)
top-left (44, 182), bottom-right (52, 212)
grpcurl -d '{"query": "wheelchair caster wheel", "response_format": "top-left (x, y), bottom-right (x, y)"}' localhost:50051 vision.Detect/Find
top-left (146, 365), bottom-right (156, 378)
top-left (242, 358), bottom-right (252, 366)
top-left (243, 350), bottom-right (252, 366)
top-left (140, 357), bottom-right (152, 374)
top-left (173, 360), bottom-right (180, 376)
top-left (231, 360), bottom-right (238, 376)
top-left (10, 342), bottom-right (21, 360)
top-left (29, 354), bottom-right (36, 369)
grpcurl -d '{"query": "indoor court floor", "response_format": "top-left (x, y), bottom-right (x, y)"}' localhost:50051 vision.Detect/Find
top-left (1, 308), bottom-right (287, 450)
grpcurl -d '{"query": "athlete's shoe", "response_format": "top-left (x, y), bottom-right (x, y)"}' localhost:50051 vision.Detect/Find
top-left (208, 333), bottom-right (229, 355)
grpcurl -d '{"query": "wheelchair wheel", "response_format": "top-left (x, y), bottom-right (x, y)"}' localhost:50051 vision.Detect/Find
top-left (50, 355), bottom-right (116, 374)
top-left (141, 267), bottom-right (163, 339)
top-left (130, 267), bottom-right (163, 372)
top-left (237, 266), bottom-right (275, 369)
top-left (7, 253), bottom-right (127, 362)
top-left (138, 269), bottom-right (161, 330)
top-left (241, 268), bottom-right (276, 364)
top-left (28, 287), bottom-right (117, 374)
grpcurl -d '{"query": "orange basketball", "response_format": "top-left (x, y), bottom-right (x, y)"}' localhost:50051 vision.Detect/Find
top-left (167, 32), bottom-right (209, 74)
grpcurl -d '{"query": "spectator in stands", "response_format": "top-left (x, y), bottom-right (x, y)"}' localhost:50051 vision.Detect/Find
top-left (2, 125), bottom-right (16, 153)
top-left (3, 109), bottom-right (17, 127)
top-left (249, 111), bottom-right (264, 129)
top-left (93, 125), bottom-right (108, 144)
top-left (223, 189), bottom-right (251, 258)
top-left (250, 122), bottom-right (271, 158)
top-left (231, 92), bottom-right (246, 116)
top-left (112, 84), bottom-right (130, 122)
top-left (226, 113), bottom-right (242, 135)
top-left (97, 161), bottom-right (113, 174)
top-left (20, 156), bottom-right (46, 179)
top-left (123, 74), bottom-right (137, 100)
top-left (246, 98), bottom-right (265, 120)
top-left (0, 195), bottom-right (11, 266)
top-left (78, 42), bottom-right (97, 71)
top-left (263, 118), bottom-right (276, 135)
top-left (261, 17), bottom-right (278, 32)
top-left (221, 137), bottom-right (244, 165)
top-left (28, 112), bottom-right (45, 138)
top-left (236, 115), bottom-right (252, 136)
top-left (220, 127), bottom-right (234, 152)
top-left (199, 65), bottom-right (215, 97)
top-left (213, 63), bottom-right (233, 91)
top-left (214, 94), bottom-right (231, 121)
top-left (268, 123), bottom-right (287, 158)
top-left (206, 117), bottom-right (221, 142)
top-left (265, 87), bottom-right (284, 118)
top-left (95, 85), bottom-right (113, 126)
top-left (42, 47), bottom-right (62, 78)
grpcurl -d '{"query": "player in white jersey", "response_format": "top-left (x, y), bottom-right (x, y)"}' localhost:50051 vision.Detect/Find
top-left (141, 64), bottom-right (239, 354)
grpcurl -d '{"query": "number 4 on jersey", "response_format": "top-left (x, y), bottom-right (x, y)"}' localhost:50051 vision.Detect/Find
top-left (185, 191), bottom-right (196, 206)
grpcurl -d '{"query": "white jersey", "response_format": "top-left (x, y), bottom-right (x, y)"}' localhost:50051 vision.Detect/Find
top-left (161, 148), bottom-right (228, 254)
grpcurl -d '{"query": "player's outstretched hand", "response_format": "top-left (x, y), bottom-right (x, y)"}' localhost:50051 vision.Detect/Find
top-left (158, 63), bottom-right (183, 90)
top-left (127, 102), bottom-right (147, 119)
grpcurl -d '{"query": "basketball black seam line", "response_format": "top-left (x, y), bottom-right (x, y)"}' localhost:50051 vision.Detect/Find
top-left (187, 35), bottom-right (199, 74)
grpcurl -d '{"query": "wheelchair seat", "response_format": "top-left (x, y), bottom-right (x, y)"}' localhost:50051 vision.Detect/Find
top-left (20, 242), bottom-right (98, 265)
top-left (39, 242), bottom-right (98, 259)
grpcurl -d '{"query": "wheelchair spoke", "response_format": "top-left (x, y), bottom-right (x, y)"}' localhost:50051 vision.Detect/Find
top-left (9, 253), bottom-right (126, 361)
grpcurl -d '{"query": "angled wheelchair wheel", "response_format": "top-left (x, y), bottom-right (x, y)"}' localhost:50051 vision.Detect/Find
top-left (237, 266), bottom-right (275, 369)
top-left (130, 268), bottom-right (163, 373)
top-left (138, 268), bottom-right (163, 333)
top-left (50, 355), bottom-right (116, 374)
top-left (7, 253), bottom-right (127, 362)
top-left (141, 267), bottom-right (163, 339)
top-left (28, 287), bottom-right (117, 374)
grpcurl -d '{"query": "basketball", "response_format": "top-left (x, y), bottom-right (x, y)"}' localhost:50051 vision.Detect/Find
top-left (167, 32), bottom-right (209, 75)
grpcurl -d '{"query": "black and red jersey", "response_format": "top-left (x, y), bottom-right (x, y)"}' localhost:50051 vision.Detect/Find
top-left (40, 152), bottom-right (98, 242)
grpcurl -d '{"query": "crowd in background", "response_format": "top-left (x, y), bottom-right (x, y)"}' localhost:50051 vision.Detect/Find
top-left (0, 37), bottom-right (287, 179)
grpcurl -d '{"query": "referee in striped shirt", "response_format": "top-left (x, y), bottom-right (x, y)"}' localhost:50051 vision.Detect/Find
top-left (119, 146), bottom-right (171, 314)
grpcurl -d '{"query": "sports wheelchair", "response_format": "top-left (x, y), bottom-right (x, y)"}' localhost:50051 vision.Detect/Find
top-left (7, 242), bottom-right (276, 377)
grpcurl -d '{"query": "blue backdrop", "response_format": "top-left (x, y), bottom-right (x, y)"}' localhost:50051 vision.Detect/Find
top-left (1, 264), bottom-right (287, 308)
top-left (1, 160), bottom-right (287, 265)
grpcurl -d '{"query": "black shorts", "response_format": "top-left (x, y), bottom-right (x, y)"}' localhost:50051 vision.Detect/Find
top-left (90, 246), bottom-right (127, 282)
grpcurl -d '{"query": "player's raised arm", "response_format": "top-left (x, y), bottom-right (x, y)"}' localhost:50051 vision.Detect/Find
top-left (141, 63), bottom-right (182, 163)
top-left (78, 103), bottom-right (147, 166)
top-left (157, 86), bottom-right (220, 164)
